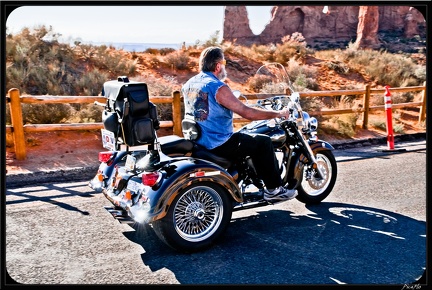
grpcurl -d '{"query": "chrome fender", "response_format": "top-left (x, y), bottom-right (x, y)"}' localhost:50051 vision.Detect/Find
top-left (292, 139), bottom-right (334, 183)
top-left (145, 157), bottom-right (241, 222)
top-left (308, 139), bottom-right (335, 152)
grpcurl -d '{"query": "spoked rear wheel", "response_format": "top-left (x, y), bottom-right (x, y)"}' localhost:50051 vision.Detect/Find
top-left (152, 182), bottom-right (232, 253)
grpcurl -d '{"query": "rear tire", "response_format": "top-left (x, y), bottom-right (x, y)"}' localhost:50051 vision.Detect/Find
top-left (152, 182), bottom-right (233, 253)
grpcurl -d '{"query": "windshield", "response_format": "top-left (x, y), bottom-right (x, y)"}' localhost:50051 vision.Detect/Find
top-left (254, 63), bottom-right (294, 95)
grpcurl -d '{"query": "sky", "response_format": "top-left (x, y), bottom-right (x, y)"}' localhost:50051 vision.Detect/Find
top-left (5, 5), bottom-right (274, 45)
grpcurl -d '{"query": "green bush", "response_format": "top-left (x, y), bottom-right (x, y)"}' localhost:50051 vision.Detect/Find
top-left (325, 114), bottom-right (359, 138)
top-left (273, 32), bottom-right (313, 64)
top-left (6, 25), bottom-right (137, 96)
top-left (286, 59), bottom-right (318, 91)
top-left (163, 51), bottom-right (190, 70)
top-left (69, 104), bottom-right (104, 123)
top-left (197, 30), bottom-right (222, 48)
top-left (344, 47), bottom-right (425, 87)
top-left (246, 75), bottom-right (274, 92)
top-left (75, 69), bottom-right (109, 96)
top-left (21, 103), bottom-right (73, 124)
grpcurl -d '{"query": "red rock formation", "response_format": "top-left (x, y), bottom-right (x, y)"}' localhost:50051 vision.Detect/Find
top-left (354, 6), bottom-right (381, 49)
top-left (222, 6), bottom-right (257, 45)
top-left (223, 5), bottom-right (426, 49)
top-left (404, 7), bottom-right (425, 38)
top-left (260, 6), bottom-right (359, 43)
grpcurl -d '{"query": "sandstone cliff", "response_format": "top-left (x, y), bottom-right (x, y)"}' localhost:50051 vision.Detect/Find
top-left (354, 6), bottom-right (380, 49)
top-left (223, 6), bottom-right (426, 49)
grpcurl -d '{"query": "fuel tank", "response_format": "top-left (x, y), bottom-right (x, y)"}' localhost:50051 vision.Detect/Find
top-left (239, 120), bottom-right (286, 148)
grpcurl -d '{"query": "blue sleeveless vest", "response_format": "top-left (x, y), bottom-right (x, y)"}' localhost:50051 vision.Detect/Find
top-left (181, 71), bottom-right (233, 149)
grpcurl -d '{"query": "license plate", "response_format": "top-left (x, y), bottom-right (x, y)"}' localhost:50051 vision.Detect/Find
top-left (101, 129), bottom-right (115, 150)
top-left (125, 154), bottom-right (136, 171)
top-left (127, 179), bottom-right (141, 193)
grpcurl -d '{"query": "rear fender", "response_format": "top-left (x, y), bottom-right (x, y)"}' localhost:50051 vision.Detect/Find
top-left (102, 151), bottom-right (128, 172)
top-left (146, 158), bottom-right (241, 222)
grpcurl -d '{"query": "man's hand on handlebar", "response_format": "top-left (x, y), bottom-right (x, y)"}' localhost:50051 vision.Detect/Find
top-left (277, 108), bottom-right (291, 120)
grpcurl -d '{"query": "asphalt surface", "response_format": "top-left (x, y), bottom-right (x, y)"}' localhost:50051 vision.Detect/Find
top-left (4, 132), bottom-right (427, 188)
top-left (5, 137), bottom-right (426, 285)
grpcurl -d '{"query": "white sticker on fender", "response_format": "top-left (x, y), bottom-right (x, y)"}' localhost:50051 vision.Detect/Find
top-left (189, 171), bottom-right (221, 177)
top-left (127, 179), bottom-right (142, 193)
top-left (125, 155), bottom-right (136, 171)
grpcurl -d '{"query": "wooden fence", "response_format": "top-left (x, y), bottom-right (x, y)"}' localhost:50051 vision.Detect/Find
top-left (6, 83), bottom-right (426, 160)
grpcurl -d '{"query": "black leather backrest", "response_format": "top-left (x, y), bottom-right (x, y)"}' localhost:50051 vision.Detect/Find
top-left (125, 87), bottom-right (149, 117)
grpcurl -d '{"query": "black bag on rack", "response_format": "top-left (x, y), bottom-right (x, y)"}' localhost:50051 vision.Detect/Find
top-left (102, 76), bottom-right (160, 147)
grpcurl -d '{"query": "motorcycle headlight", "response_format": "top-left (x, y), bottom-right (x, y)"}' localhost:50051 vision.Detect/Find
top-left (309, 117), bottom-right (318, 131)
top-left (301, 112), bottom-right (318, 132)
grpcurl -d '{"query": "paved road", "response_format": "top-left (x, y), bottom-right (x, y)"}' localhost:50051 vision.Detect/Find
top-left (4, 139), bottom-right (427, 285)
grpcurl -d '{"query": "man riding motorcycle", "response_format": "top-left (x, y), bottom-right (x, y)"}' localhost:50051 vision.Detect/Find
top-left (181, 46), bottom-right (297, 202)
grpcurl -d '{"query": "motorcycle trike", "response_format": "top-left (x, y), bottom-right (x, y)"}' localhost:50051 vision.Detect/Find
top-left (89, 63), bottom-right (338, 252)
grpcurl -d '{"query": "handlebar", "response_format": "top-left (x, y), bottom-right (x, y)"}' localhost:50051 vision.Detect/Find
top-left (246, 94), bottom-right (303, 126)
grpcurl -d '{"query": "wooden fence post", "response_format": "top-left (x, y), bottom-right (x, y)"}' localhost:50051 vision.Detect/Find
top-left (171, 90), bottom-right (182, 136)
top-left (8, 88), bottom-right (27, 160)
top-left (362, 84), bottom-right (371, 129)
top-left (419, 81), bottom-right (426, 124)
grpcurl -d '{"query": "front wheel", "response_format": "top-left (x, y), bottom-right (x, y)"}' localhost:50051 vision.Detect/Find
top-left (152, 182), bottom-right (233, 253)
top-left (296, 150), bottom-right (337, 204)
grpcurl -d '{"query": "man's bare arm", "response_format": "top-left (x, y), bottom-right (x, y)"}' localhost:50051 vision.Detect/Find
top-left (215, 86), bottom-right (290, 120)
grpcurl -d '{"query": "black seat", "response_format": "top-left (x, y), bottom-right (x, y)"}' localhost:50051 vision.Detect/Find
top-left (192, 144), bottom-right (233, 169)
top-left (181, 116), bottom-right (233, 168)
